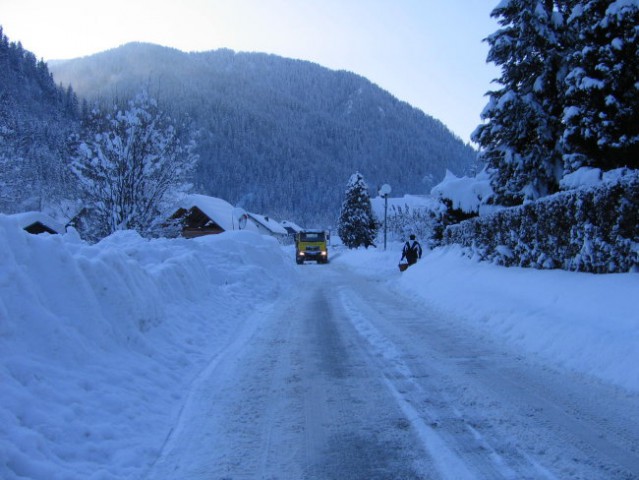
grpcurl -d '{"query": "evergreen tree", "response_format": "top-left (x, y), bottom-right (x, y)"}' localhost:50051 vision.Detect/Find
top-left (0, 26), bottom-right (79, 214)
top-left (472, 0), bottom-right (570, 205)
top-left (562, 0), bottom-right (639, 172)
top-left (337, 172), bottom-right (378, 248)
top-left (70, 93), bottom-right (198, 241)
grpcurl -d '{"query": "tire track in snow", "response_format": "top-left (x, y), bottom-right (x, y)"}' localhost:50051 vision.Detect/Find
top-left (335, 285), bottom-right (557, 480)
top-left (331, 265), bottom-right (639, 479)
top-left (141, 301), bottom-right (281, 479)
top-left (299, 286), bottom-right (428, 479)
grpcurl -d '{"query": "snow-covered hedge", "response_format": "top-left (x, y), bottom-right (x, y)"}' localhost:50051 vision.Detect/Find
top-left (442, 173), bottom-right (639, 273)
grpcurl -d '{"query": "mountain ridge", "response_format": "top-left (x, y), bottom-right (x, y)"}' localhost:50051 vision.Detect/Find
top-left (50, 42), bottom-right (477, 226)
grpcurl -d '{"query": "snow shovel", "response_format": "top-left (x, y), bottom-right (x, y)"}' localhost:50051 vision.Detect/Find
top-left (398, 262), bottom-right (409, 272)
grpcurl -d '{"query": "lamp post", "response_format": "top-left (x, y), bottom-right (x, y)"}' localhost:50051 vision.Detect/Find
top-left (379, 184), bottom-right (391, 250)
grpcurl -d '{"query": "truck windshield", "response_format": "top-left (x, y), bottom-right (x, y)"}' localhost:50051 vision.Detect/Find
top-left (300, 232), bottom-right (325, 242)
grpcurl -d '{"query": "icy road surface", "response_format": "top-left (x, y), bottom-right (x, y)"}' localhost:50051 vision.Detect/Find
top-left (146, 262), bottom-right (639, 480)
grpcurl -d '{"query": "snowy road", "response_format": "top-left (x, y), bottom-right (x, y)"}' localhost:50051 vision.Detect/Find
top-left (146, 261), bottom-right (639, 480)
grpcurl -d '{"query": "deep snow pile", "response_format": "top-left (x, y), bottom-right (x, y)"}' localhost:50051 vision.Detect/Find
top-left (0, 216), bottom-right (297, 480)
top-left (334, 243), bottom-right (638, 393)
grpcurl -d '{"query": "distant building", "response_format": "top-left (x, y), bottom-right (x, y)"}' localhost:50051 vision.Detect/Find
top-left (280, 220), bottom-right (303, 236)
top-left (246, 212), bottom-right (288, 241)
top-left (171, 194), bottom-right (259, 238)
top-left (279, 220), bottom-right (304, 244)
top-left (8, 212), bottom-right (65, 235)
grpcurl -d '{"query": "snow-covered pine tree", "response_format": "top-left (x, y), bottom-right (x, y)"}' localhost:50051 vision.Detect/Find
top-left (472, 0), bottom-right (569, 205)
top-left (337, 172), bottom-right (378, 249)
top-left (71, 93), bottom-right (198, 241)
top-left (562, 0), bottom-right (639, 172)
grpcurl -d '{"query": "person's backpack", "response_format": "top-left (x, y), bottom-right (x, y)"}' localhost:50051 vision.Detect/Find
top-left (404, 241), bottom-right (420, 263)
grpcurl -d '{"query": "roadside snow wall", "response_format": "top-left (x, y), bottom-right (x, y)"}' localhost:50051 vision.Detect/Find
top-left (0, 217), bottom-right (297, 480)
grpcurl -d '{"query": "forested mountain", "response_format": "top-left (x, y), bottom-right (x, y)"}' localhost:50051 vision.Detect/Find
top-left (50, 43), bottom-right (476, 226)
top-left (0, 27), bottom-right (79, 214)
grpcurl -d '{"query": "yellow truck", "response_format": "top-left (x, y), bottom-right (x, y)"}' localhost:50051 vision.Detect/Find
top-left (295, 230), bottom-right (329, 264)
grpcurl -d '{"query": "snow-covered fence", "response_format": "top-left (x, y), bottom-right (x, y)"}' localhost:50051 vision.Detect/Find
top-left (442, 174), bottom-right (639, 273)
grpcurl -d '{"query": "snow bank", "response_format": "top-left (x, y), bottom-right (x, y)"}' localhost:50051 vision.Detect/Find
top-left (0, 215), bottom-right (297, 480)
top-left (333, 244), bottom-right (639, 393)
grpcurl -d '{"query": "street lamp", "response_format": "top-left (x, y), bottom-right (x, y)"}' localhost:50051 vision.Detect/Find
top-left (378, 184), bottom-right (391, 250)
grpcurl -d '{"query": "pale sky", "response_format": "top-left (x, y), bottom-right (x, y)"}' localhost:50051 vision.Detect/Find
top-left (1, 0), bottom-right (499, 144)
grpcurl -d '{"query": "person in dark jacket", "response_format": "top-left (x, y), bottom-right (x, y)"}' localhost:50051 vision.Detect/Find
top-left (401, 234), bottom-right (422, 266)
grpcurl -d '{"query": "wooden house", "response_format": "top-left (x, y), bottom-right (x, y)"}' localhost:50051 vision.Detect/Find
top-left (172, 194), bottom-right (259, 238)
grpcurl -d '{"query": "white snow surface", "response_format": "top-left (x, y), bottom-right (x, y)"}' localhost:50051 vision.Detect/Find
top-left (341, 245), bottom-right (638, 393)
top-left (559, 166), bottom-right (636, 190)
top-left (7, 211), bottom-right (65, 234)
top-left (430, 168), bottom-right (494, 214)
top-left (0, 214), bottom-right (637, 479)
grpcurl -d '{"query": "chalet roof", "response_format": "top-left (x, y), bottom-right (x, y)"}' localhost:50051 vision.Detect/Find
top-left (179, 194), bottom-right (259, 232)
top-left (9, 212), bottom-right (65, 234)
top-left (247, 212), bottom-right (288, 235)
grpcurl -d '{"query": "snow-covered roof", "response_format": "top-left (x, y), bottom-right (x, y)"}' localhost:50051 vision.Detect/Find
top-left (8, 212), bottom-right (65, 234)
top-left (247, 213), bottom-right (288, 235)
top-left (280, 220), bottom-right (303, 233)
top-left (179, 194), bottom-right (259, 232)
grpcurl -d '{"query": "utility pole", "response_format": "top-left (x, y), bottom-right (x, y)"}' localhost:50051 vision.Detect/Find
top-left (379, 184), bottom-right (391, 250)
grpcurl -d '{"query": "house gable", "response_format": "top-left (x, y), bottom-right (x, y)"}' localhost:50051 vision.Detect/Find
top-left (173, 206), bottom-right (225, 238)
top-left (24, 221), bottom-right (58, 235)
top-left (247, 213), bottom-right (287, 237)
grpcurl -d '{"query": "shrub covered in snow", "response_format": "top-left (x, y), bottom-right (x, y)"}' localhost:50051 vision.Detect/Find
top-left (430, 169), bottom-right (494, 217)
top-left (425, 169), bottom-right (497, 246)
top-left (384, 203), bottom-right (441, 247)
top-left (370, 194), bottom-right (444, 247)
top-left (442, 172), bottom-right (639, 273)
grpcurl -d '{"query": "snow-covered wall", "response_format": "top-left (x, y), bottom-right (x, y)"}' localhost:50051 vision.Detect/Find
top-left (0, 216), bottom-right (297, 480)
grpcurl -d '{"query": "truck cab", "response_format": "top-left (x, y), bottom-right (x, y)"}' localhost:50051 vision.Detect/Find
top-left (295, 230), bottom-right (329, 264)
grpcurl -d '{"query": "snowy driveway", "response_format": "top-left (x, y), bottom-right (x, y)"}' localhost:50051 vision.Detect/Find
top-left (145, 262), bottom-right (639, 480)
